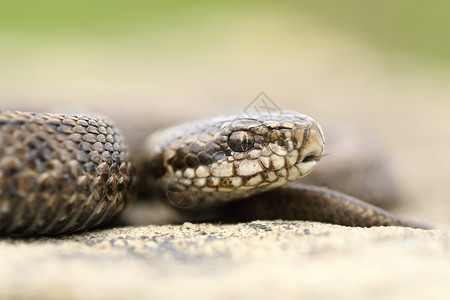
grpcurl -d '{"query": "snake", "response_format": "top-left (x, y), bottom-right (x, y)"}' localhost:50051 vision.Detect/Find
top-left (0, 110), bottom-right (429, 235)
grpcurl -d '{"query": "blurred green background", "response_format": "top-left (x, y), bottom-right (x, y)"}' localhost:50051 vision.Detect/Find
top-left (1, 0), bottom-right (449, 115)
top-left (1, 0), bottom-right (449, 62)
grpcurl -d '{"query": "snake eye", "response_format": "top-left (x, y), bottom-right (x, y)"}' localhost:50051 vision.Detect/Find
top-left (228, 131), bottom-right (255, 152)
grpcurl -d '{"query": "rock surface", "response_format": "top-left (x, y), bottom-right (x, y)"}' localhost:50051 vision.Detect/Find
top-left (1, 221), bottom-right (449, 300)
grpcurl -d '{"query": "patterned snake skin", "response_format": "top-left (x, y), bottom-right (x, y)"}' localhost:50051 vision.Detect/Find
top-left (0, 110), bottom-right (429, 235)
top-left (0, 111), bottom-right (133, 235)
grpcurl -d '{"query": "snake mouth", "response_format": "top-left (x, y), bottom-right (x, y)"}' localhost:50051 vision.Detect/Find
top-left (302, 154), bottom-right (319, 163)
top-left (294, 153), bottom-right (321, 179)
top-left (301, 152), bottom-right (327, 163)
top-left (293, 123), bottom-right (325, 178)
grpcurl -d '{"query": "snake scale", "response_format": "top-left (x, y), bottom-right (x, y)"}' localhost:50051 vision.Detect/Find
top-left (0, 110), bottom-right (429, 235)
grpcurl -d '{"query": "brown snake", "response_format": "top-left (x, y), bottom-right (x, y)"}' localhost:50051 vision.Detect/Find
top-left (0, 110), bottom-right (429, 235)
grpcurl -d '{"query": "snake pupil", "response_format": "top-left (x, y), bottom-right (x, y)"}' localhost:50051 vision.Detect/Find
top-left (228, 131), bottom-right (255, 152)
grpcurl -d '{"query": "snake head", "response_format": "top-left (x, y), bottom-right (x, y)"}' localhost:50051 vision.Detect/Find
top-left (216, 111), bottom-right (325, 189)
top-left (143, 110), bottom-right (325, 206)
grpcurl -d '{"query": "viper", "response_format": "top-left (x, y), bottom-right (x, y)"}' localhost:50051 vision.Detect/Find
top-left (0, 110), bottom-right (429, 235)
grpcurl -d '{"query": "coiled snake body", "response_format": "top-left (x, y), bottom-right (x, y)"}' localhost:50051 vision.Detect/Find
top-left (0, 110), bottom-right (428, 235)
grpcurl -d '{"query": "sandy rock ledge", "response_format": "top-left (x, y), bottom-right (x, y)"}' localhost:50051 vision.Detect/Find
top-left (1, 221), bottom-right (449, 300)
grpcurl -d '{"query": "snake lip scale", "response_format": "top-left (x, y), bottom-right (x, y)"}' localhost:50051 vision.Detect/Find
top-left (0, 110), bottom-right (430, 235)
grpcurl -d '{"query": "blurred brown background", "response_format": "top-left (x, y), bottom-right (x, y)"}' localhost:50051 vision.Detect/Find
top-left (1, 1), bottom-right (450, 228)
